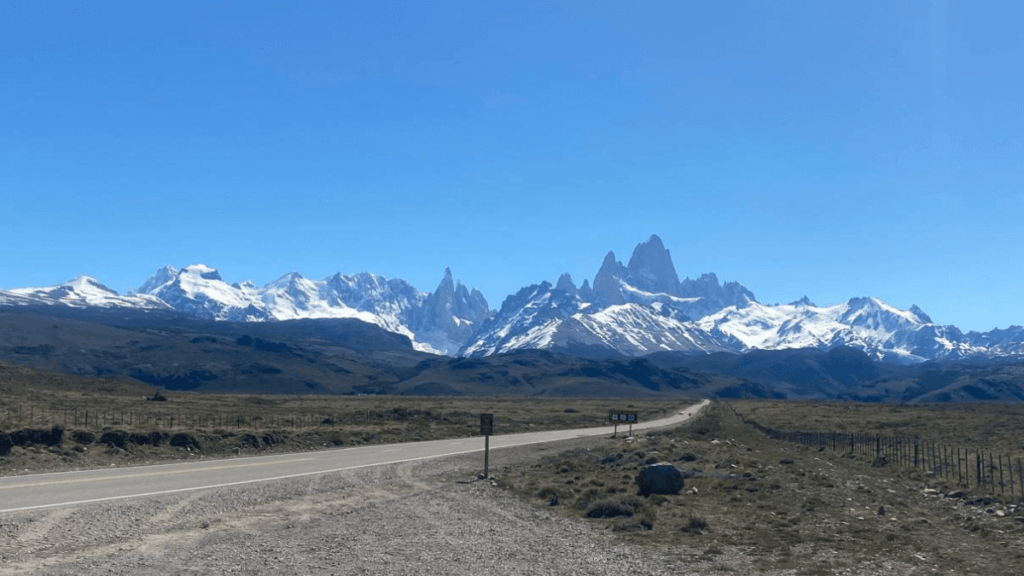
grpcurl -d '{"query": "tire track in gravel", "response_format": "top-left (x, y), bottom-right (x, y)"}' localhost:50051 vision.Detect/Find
top-left (11, 507), bottom-right (73, 556)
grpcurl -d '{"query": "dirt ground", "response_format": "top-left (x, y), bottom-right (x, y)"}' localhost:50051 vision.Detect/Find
top-left (0, 437), bottom-right (686, 576)
top-left (4, 400), bottom-right (1024, 575)
top-left (505, 401), bottom-right (1024, 575)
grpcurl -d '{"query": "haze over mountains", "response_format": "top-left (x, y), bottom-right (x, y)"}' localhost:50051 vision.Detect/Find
top-left (2, 235), bottom-right (1022, 363)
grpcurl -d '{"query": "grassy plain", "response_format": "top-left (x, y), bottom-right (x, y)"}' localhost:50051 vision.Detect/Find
top-left (0, 361), bottom-right (684, 476)
top-left (504, 400), bottom-right (1024, 575)
top-left (730, 399), bottom-right (1024, 460)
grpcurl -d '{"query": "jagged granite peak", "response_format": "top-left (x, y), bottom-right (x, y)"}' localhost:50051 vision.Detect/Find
top-left (625, 234), bottom-right (680, 296)
top-left (579, 278), bottom-right (594, 302)
top-left (406, 268), bottom-right (493, 355)
top-left (679, 272), bottom-right (757, 313)
top-left (790, 296), bottom-right (816, 307)
top-left (592, 251), bottom-right (627, 306)
top-left (555, 273), bottom-right (578, 294)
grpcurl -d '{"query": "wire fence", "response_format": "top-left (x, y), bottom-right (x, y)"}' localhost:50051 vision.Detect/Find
top-left (0, 404), bottom-right (480, 432)
top-left (729, 406), bottom-right (1024, 503)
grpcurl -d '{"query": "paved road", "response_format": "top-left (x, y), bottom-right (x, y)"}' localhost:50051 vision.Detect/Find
top-left (0, 399), bottom-right (709, 514)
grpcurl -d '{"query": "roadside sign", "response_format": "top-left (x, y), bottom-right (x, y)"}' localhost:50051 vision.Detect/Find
top-left (480, 413), bottom-right (494, 479)
top-left (609, 411), bottom-right (638, 423)
top-left (609, 411), bottom-right (638, 437)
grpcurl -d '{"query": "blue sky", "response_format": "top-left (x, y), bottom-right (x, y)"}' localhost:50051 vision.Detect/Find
top-left (1, 1), bottom-right (1021, 332)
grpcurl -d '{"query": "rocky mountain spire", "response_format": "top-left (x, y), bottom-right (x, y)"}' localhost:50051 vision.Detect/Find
top-left (555, 272), bottom-right (578, 295)
top-left (592, 251), bottom-right (626, 306)
top-left (625, 234), bottom-right (680, 295)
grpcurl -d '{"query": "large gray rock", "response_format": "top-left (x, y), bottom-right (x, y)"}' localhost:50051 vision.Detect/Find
top-left (635, 462), bottom-right (684, 496)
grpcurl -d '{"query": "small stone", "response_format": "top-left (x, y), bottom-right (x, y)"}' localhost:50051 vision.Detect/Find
top-left (877, 506), bottom-right (886, 516)
top-left (995, 510), bottom-right (1006, 518)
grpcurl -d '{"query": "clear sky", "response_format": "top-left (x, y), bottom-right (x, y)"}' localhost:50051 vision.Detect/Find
top-left (1, 1), bottom-right (1021, 333)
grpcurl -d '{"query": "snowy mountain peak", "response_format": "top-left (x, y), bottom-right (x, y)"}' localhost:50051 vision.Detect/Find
top-left (65, 275), bottom-right (118, 295)
top-left (181, 264), bottom-right (222, 281)
top-left (7, 275), bottom-right (171, 311)
top-left (135, 265), bottom-right (179, 294)
top-left (791, 296), bottom-right (816, 307)
top-left (909, 304), bottom-right (933, 324)
top-left (267, 272), bottom-right (305, 287)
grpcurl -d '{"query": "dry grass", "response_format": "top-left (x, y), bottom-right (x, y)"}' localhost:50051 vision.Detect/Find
top-left (0, 361), bottom-right (689, 476)
top-left (504, 401), bottom-right (1024, 575)
top-left (731, 399), bottom-right (1024, 462)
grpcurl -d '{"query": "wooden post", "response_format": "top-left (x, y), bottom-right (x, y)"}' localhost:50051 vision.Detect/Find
top-left (1018, 459), bottom-right (1023, 503)
top-left (977, 452), bottom-right (982, 488)
top-left (989, 452), bottom-right (995, 493)
top-left (914, 441), bottom-right (919, 468)
top-left (999, 454), bottom-right (1006, 495)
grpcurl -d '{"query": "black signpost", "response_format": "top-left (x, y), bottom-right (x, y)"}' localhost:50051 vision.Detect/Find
top-left (480, 413), bottom-right (494, 479)
top-left (609, 411), bottom-right (638, 438)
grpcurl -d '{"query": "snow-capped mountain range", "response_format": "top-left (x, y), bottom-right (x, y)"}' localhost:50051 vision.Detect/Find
top-left (2, 235), bottom-right (1021, 363)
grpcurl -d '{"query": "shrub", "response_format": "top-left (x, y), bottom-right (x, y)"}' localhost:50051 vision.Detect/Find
top-left (586, 496), bottom-right (646, 519)
top-left (682, 515), bottom-right (709, 534)
top-left (536, 485), bottom-right (560, 500)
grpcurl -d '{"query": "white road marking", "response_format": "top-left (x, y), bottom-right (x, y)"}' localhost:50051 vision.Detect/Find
top-left (1, 400), bottom-right (708, 514)
top-left (0, 457), bottom-right (315, 490)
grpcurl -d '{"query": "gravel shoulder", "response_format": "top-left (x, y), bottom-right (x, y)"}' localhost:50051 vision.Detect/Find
top-left (1, 436), bottom-right (686, 576)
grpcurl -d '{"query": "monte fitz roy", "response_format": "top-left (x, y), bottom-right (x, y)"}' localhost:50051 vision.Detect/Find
top-left (2, 235), bottom-right (1021, 363)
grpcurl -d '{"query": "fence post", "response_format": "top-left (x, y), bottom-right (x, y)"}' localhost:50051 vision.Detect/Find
top-left (958, 448), bottom-right (963, 487)
top-left (1018, 459), bottom-right (1023, 503)
top-left (1000, 455), bottom-right (1006, 495)
top-left (989, 453), bottom-right (995, 493)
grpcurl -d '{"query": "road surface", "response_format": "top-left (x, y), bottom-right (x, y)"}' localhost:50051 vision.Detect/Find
top-left (0, 399), bottom-right (708, 514)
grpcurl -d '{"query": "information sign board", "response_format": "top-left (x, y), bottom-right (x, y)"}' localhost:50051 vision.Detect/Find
top-left (480, 413), bottom-right (494, 436)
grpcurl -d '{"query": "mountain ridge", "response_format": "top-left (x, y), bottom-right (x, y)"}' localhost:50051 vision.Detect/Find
top-left (2, 235), bottom-right (1022, 364)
